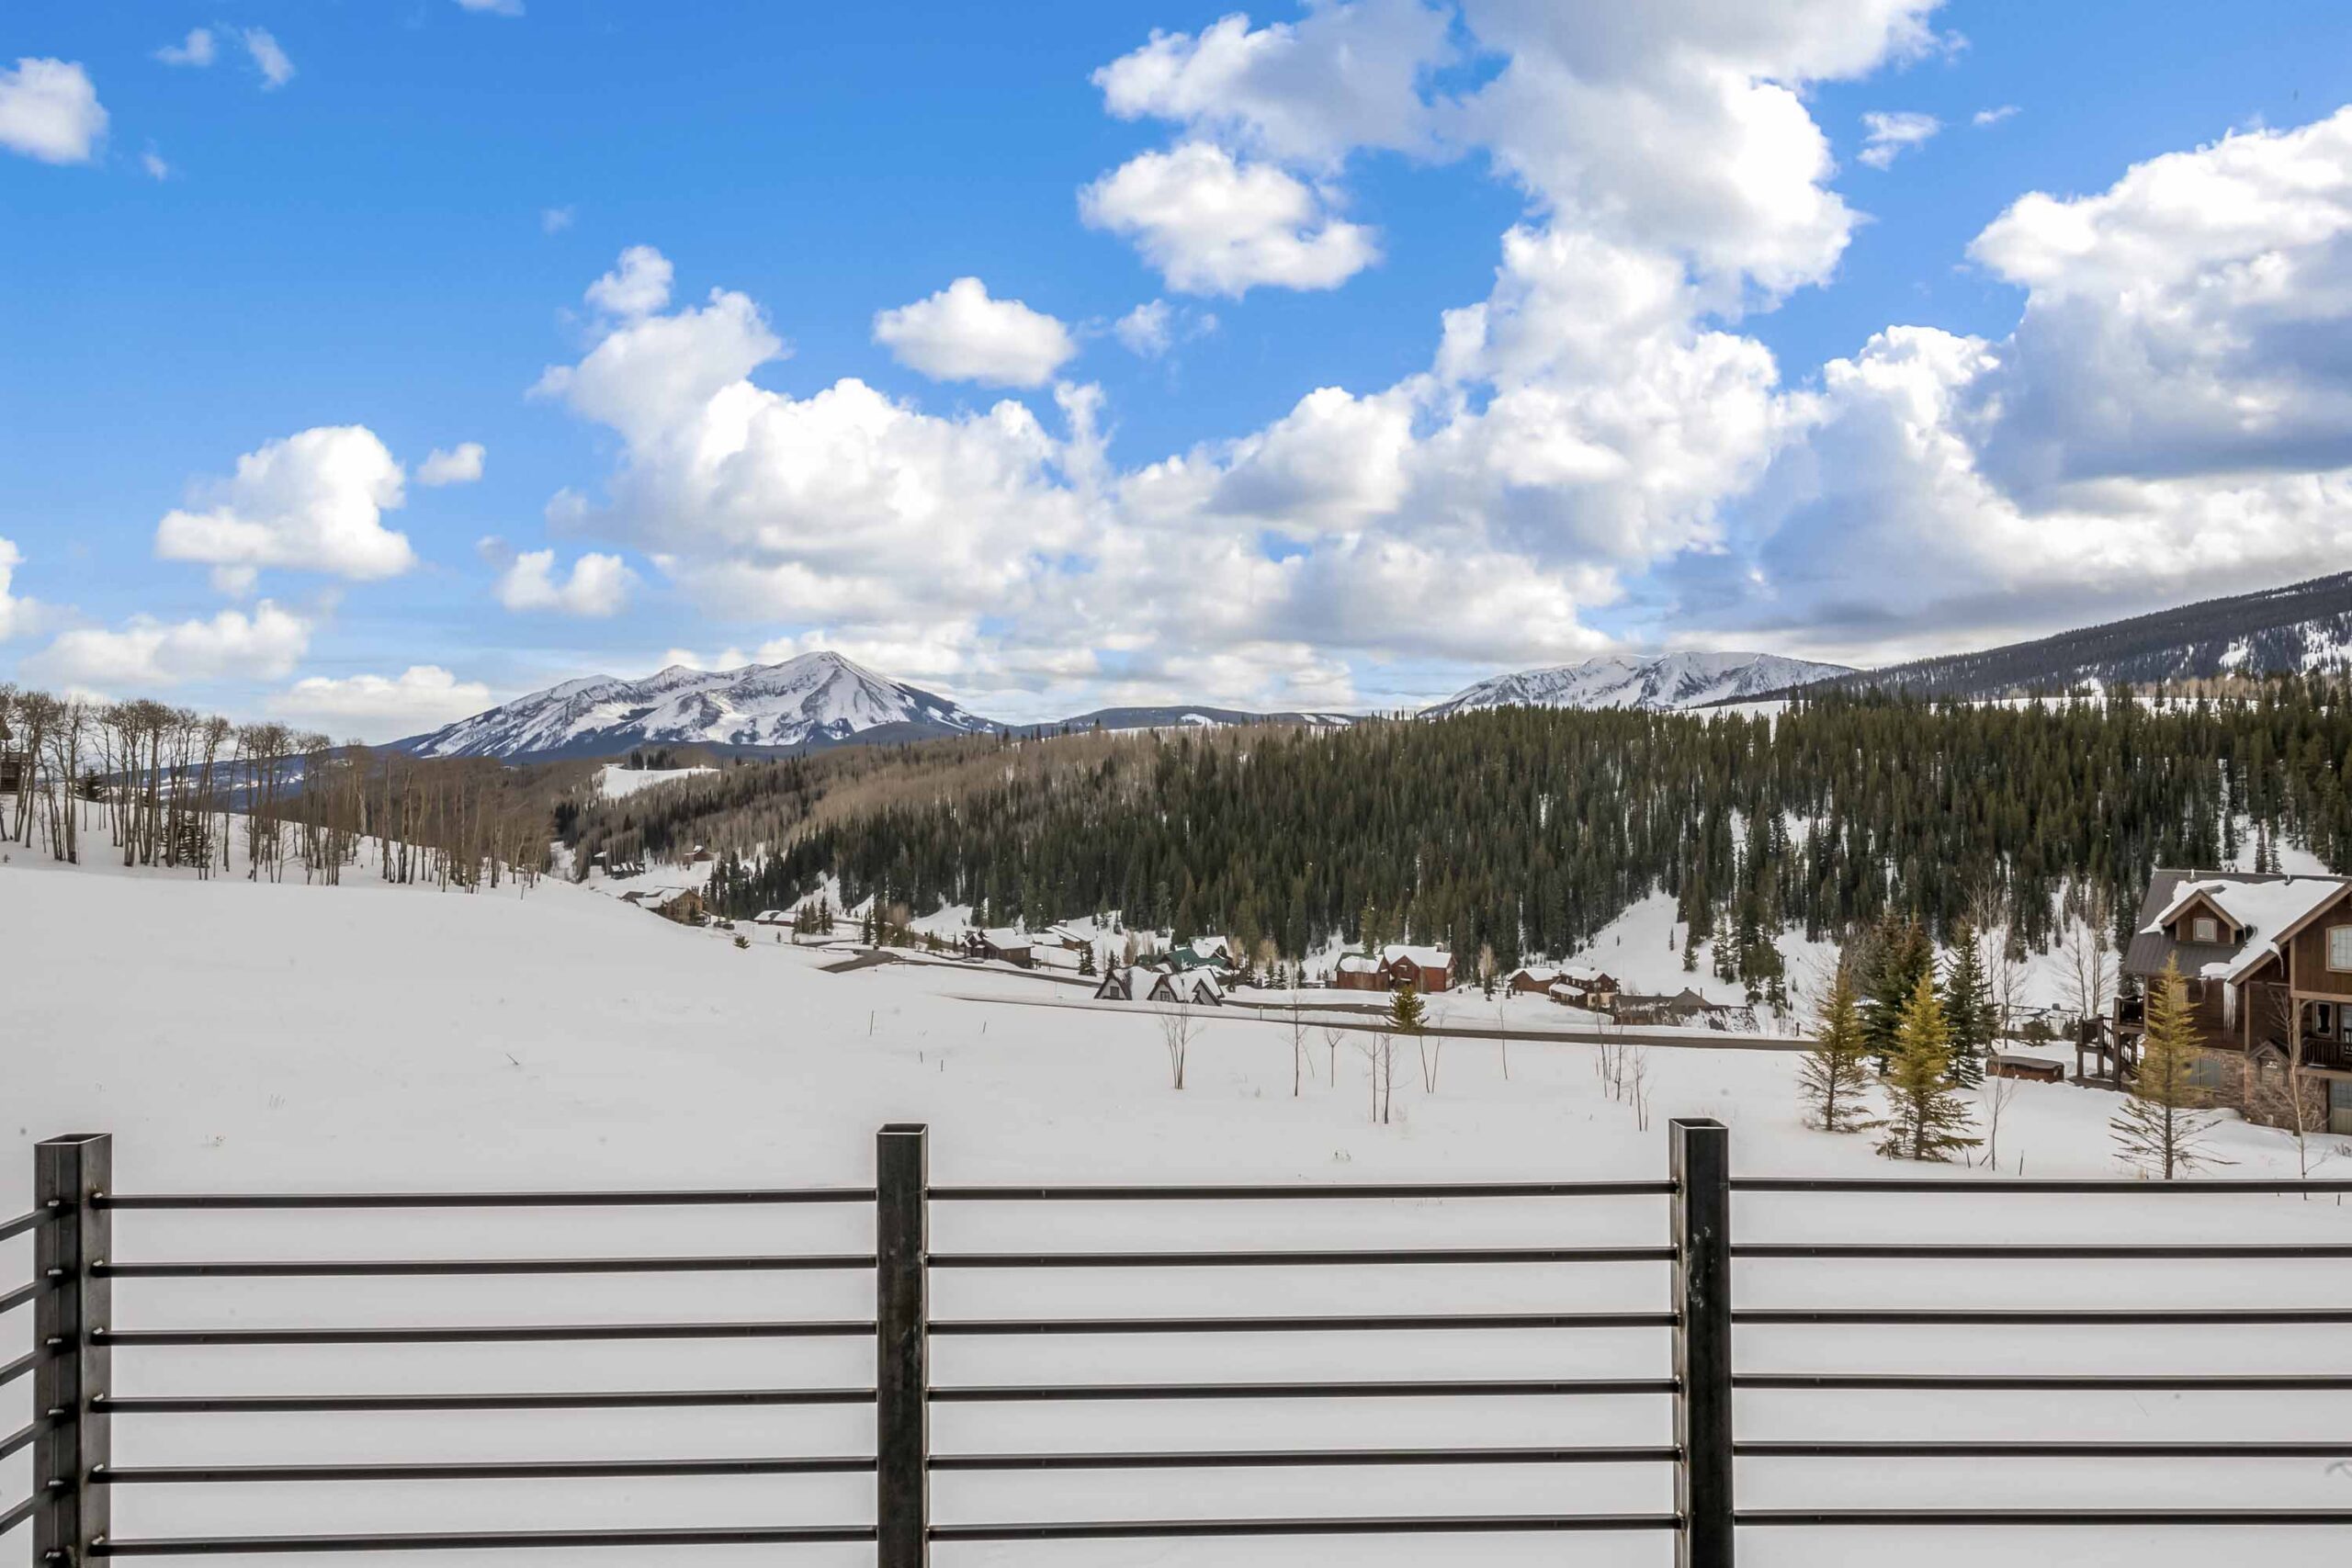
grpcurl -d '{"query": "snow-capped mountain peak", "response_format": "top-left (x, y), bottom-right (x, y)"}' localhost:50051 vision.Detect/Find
top-left (1424, 651), bottom-right (1855, 716)
top-left (395, 651), bottom-right (997, 760)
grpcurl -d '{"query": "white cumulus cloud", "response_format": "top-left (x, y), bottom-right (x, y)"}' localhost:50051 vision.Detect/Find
top-left (1080, 142), bottom-right (1378, 297)
top-left (153, 29), bottom-right (217, 68)
top-left (1114, 299), bottom-right (1217, 357)
top-left (0, 536), bottom-right (46, 642)
top-left (1092, 0), bottom-right (1452, 166)
top-left (1708, 104), bottom-right (2352, 655)
top-left (269, 666), bottom-right (495, 737)
top-left (492, 548), bottom-right (634, 616)
top-left (1859, 109), bottom-right (1940, 169)
top-left (28, 603), bottom-right (311, 689)
top-left (455, 0), bottom-right (526, 16)
top-left (873, 277), bottom-right (1077, 388)
top-left (584, 244), bottom-right (673, 319)
top-left (0, 58), bottom-right (107, 164)
top-left (416, 443), bottom-right (486, 486)
top-left (1973, 104), bottom-right (2019, 128)
top-left (242, 28), bottom-right (294, 90)
top-left (153, 425), bottom-right (416, 592)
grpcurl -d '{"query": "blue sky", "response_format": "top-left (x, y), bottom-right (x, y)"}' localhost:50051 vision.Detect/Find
top-left (6, 1), bottom-right (2352, 734)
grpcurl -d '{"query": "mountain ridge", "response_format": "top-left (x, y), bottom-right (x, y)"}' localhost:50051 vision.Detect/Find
top-left (1784, 570), bottom-right (2352, 702)
top-left (394, 651), bottom-right (994, 760)
top-left (1424, 651), bottom-right (1858, 716)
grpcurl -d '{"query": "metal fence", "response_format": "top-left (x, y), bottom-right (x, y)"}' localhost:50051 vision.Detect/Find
top-left (7, 1120), bottom-right (2352, 1563)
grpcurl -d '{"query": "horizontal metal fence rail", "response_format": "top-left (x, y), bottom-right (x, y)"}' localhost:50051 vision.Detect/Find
top-left (1737, 1508), bottom-right (2352, 1528)
top-left (95, 1188), bottom-right (875, 1210)
top-left (929, 1310), bottom-right (1677, 1334)
top-left (95, 1457), bottom-right (880, 1484)
top-left (930, 1179), bottom-right (1675, 1201)
top-left (929, 1245), bottom-right (1672, 1268)
top-left (1732, 1240), bottom-right (2352, 1258)
top-left (1731, 1176), bottom-right (2352, 1193)
top-left (95, 1320), bottom-right (876, 1346)
top-left (95, 1254), bottom-right (874, 1278)
top-left (90, 1525), bottom-right (883, 1556)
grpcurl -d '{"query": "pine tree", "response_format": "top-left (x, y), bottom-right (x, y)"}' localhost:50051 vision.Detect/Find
top-left (1877, 969), bottom-right (1979, 1162)
top-left (1387, 983), bottom-right (1426, 1034)
top-left (1940, 924), bottom-right (1995, 1089)
top-left (1863, 916), bottom-right (1932, 1074)
top-left (2110, 956), bottom-right (2225, 1179)
top-left (1800, 963), bottom-right (1873, 1134)
top-left (1078, 943), bottom-right (1096, 976)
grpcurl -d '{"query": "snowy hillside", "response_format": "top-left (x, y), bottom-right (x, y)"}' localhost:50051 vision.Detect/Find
top-left (396, 651), bottom-right (996, 759)
top-left (1834, 569), bottom-right (2352, 697)
top-left (596, 761), bottom-right (718, 799)
top-left (1426, 652), bottom-right (1856, 716)
top-left (7, 844), bottom-right (2352, 1565)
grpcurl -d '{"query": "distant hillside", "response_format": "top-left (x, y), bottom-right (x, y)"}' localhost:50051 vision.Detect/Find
top-left (1428, 651), bottom-right (1855, 716)
top-left (1047, 705), bottom-right (1355, 733)
top-left (1814, 571), bottom-right (2352, 700)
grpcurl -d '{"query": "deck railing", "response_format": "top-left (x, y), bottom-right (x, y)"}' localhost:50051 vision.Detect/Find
top-left (8, 1124), bottom-right (2352, 1562)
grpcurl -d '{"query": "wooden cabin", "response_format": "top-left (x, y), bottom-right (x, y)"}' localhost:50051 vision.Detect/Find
top-left (2108, 870), bottom-right (2352, 1133)
top-left (967, 930), bottom-right (1035, 968)
top-left (1094, 966), bottom-right (1152, 1002)
top-left (1335, 945), bottom-right (1453, 993)
top-left (1507, 968), bottom-right (1557, 996)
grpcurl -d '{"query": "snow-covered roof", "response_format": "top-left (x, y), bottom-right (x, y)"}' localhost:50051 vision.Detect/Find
top-left (1383, 944), bottom-right (1452, 970)
top-left (1334, 953), bottom-right (1382, 974)
top-left (2138, 874), bottom-right (2352, 982)
top-left (1033, 946), bottom-right (1083, 971)
top-left (976, 928), bottom-right (1033, 950)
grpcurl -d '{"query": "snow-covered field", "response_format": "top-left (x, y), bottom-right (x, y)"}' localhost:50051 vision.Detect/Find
top-left (597, 762), bottom-right (719, 799)
top-left (7, 849), bottom-right (2352, 1565)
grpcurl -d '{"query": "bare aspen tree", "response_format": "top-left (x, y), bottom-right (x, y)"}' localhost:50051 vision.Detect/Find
top-left (1288, 989), bottom-right (1309, 1095)
top-left (1159, 1003), bottom-right (1195, 1090)
top-left (2064, 885), bottom-right (2116, 1033)
top-left (2262, 990), bottom-right (2335, 1184)
top-left (1980, 1066), bottom-right (2019, 1173)
top-left (1357, 1029), bottom-right (1400, 1124)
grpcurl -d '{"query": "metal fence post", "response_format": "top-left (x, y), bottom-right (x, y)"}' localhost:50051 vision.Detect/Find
top-left (1670, 1118), bottom-right (1732, 1568)
top-left (876, 1124), bottom-right (930, 1568)
top-left (34, 1134), bottom-right (110, 1568)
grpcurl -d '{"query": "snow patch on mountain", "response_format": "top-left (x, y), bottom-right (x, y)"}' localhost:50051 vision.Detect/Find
top-left (398, 652), bottom-right (995, 760)
top-left (1425, 652), bottom-right (1856, 716)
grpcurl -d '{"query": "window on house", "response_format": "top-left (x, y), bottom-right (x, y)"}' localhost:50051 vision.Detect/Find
top-left (2191, 915), bottom-right (2219, 943)
top-left (2330, 925), bottom-right (2352, 973)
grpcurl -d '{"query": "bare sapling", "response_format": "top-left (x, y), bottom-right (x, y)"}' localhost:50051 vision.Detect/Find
top-left (1289, 991), bottom-right (1310, 1095)
top-left (1160, 1002), bottom-right (1196, 1090)
top-left (1978, 1066), bottom-right (2018, 1172)
top-left (1358, 1029), bottom-right (1400, 1124)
